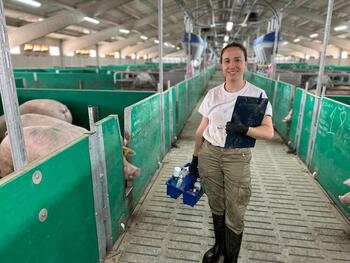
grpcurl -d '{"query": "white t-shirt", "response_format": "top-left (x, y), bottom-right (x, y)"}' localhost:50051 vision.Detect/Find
top-left (198, 81), bottom-right (273, 147)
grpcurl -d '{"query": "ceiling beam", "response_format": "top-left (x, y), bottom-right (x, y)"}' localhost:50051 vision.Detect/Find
top-left (281, 42), bottom-right (319, 58)
top-left (148, 47), bottom-right (174, 59)
top-left (8, 0), bottom-right (130, 48)
top-left (286, 7), bottom-right (342, 26)
top-left (284, 36), bottom-right (340, 57)
top-left (282, 25), bottom-right (350, 51)
top-left (138, 46), bottom-right (160, 56)
top-left (122, 40), bottom-right (156, 56)
top-left (62, 27), bottom-right (121, 55)
top-left (99, 35), bottom-right (140, 55)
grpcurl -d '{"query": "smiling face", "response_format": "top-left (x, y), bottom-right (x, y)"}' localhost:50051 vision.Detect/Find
top-left (221, 47), bottom-right (247, 82)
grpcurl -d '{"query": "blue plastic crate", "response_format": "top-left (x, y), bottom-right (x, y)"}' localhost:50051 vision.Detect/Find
top-left (166, 163), bottom-right (203, 206)
top-left (166, 177), bottom-right (182, 199)
top-left (183, 189), bottom-right (204, 207)
top-left (166, 169), bottom-right (191, 199)
top-left (182, 174), bottom-right (204, 207)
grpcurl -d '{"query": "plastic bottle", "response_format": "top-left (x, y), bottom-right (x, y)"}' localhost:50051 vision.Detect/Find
top-left (172, 167), bottom-right (181, 186)
top-left (193, 178), bottom-right (201, 192)
top-left (176, 173), bottom-right (184, 188)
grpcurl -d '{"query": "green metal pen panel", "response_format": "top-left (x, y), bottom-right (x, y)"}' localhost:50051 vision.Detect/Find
top-left (125, 94), bottom-right (162, 206)
top-left (273, 81), bottom-right (294, 140)
top-left (188, 77), bottom-right (196, 113)
top-left (188, 77), bottom-right (194, 112)
top-left (327, 96), bottom-right (350, 106)
top-left (0, 137), bottom-right (99, 263)
top-left (163, 91), bottom-right (171, 153)
top-left (310, 98), bottom-right (350, 219)
top-left (15, 73), bottom-right (115, 90)
top-left (97, 116), bottom-right (126, 242)
top-left (298, 93), bottom-right (315, 163)
top-left (265, 79), bottom-right (276, 103)
top-left (176, 81), bottom-right (187, 134)
top-left (253, 74), bottom-right (268, 90)
top-left (244, 70), bottom-right (253, 82)
top-left (288, 88), bottom-right (303, 150)
top-left (245, 73), bottom-right (275, 102)
top-left (168, 86), bottom-right (177, 145)
top-left (16, 89), bottom-right (153, 131)
top-left (15, 78), bottom-right (25, 88)
top-left (14, 72), bottom-right (36, 87)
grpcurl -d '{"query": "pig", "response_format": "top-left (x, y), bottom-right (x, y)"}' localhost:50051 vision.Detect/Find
top-left (339, 192), bottom-right (350, 204)
top-left (344, 178), bottom-right (350, 187)
top-left (20, 114), bottom-right (87, 135)
top-left (120, 132), bottom-right (140, 180)
top-left (132, 72), bottom-right (156, 90)
top-left (123, 156), bottom-right (140, 180)
top-left (19, 99), bottom-right (73, 123)
top-left (0, 125), bottom-right (85, 177)
top-left (282, 109), bottom-right (293, 124)
top-left (0, 99), bottom-right (73, 142)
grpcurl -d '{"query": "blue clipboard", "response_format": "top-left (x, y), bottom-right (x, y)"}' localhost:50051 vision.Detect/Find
top-left (224, 93), bottom-right (268, 148)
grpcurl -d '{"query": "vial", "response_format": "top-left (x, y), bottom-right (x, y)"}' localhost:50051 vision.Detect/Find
top-left (176, 173), bottom-right (184, 188)
top-left (172, 167), bottom-right (181, 186)
top-left (194, 178), bottom-right (201, 192)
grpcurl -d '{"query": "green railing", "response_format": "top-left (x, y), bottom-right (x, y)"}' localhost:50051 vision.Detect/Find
top-left (246, 71), bottom-right (350, 220)
top-left (0, 137), bottom-right (99, 263)
top-left (125, 65), bottom-right (216, 209)
top-left (0, 64), bottom-right (216, 263)
top-left (15, 89), bottom-right (153, 132)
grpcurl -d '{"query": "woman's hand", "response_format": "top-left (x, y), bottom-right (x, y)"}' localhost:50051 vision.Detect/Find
top-left (225, 114), bottom-right (249, 135)
top-left (189, 155), bottom-right (199, 176)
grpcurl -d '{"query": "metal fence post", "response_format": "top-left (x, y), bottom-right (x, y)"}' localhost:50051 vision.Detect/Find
top-left (0, 0), bottom-right (27, 171)
top-left (88, 106), bottom-right (113, 262)
top-left (307, 0), bottom-right (334, 168)
top-left (295, 82), bottom-right (309, 154)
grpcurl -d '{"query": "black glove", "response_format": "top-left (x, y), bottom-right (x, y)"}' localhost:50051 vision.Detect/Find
top-left (225, 114), bottom-right (249, 135)
top-left (189, 155), bottom-right (198, 176)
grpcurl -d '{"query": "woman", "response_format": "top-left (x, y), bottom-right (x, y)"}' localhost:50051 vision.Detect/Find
top-left (189, 42), bottom-right (274, 263)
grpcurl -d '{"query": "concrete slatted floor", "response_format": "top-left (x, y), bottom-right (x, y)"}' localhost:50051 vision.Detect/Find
top-left (106, 73), bottom-right (350, 263)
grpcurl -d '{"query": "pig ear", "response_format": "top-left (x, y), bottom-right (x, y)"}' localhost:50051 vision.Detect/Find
top-left (122, 146), bottom-right (135, 157)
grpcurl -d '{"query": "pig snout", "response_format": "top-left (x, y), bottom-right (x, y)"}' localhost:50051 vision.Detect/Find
top-left (282, 110), bottom-right (293, 124)
top-left (344, 178), bottom-right (350, 187)
top-left (123, 156), bottom-right (140, 180)
top-left (339, 192), bottom-right (350, 204)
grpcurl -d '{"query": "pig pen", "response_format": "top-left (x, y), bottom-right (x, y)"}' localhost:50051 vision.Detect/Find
top-left (245, 70), bottom-right (350, 221)
top-left (0, 64), bottom-right (216, 263)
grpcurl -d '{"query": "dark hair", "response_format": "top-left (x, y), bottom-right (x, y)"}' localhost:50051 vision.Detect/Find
top-left (220, 42), bottom-right (247, 63)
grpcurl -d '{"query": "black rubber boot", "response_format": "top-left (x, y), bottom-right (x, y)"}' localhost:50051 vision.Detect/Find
top-left (223, 225), bottom-right (243, 263)
top-left (202, 213), bottom-right (225, 263)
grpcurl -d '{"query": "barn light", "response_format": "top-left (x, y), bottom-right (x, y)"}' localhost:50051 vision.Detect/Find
top-left (15, 0), bottom-right (41, 8)
top-left (334, 25), bottom-right (348, 31)
top-left (83, 17), bottom-right (100, 24)
top-left (119, 29), bottom-right (130, 34)
top-left (226, 22), bottom-right (233, 31)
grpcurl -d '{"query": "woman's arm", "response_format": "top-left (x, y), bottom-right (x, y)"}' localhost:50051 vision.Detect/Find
top-left (246, 115), bottom-right (274, 140)
top-left (193, 117), bottom-right (209, 156)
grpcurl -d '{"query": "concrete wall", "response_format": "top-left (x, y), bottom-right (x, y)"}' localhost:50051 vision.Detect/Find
top-left (11, 54), bottom-right (146, 68)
